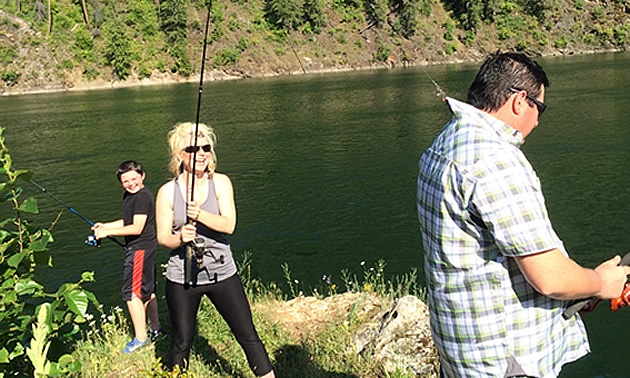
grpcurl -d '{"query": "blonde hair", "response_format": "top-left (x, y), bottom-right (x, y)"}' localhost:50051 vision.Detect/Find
top-left (167, 122), bottom-right (218, 177)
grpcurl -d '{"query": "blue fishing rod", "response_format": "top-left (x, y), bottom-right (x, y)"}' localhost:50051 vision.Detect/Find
top-left (29, 179), bottom-right (126, 249)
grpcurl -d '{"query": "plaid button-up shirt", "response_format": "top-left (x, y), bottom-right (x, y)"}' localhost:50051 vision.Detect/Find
top-left (417, 98), bottom-right (589, 377)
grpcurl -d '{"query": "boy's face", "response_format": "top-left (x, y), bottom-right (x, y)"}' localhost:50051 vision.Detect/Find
top-left (120, 171), bottom-right (145, 194)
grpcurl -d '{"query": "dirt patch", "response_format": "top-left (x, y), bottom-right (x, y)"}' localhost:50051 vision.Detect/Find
top-left (259, 292), bottom-right (388, 341)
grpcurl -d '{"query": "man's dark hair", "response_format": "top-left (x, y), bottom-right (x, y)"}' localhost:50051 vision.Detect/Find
top-left (467, 52), bottom-right (550, 112)
top-left (116, 160), bottom-right (144, 182)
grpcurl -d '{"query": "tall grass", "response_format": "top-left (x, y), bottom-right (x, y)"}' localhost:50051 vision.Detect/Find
top-left (71, 254), bottom-right (433, 377)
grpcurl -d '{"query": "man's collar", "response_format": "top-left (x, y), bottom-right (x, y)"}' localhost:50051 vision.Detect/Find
top-left (445, 97), bottom-right (524, 146)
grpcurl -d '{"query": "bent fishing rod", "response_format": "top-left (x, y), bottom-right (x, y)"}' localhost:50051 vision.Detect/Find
top-left (28, 179), bottom-right (126, 249)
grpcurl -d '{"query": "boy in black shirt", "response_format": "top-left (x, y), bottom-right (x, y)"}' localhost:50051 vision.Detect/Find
top-left (93, 160), bottom-right (162, 353)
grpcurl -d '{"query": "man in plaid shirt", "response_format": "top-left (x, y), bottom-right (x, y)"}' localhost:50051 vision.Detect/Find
top-left (416, 52), bottom-right (630, 377)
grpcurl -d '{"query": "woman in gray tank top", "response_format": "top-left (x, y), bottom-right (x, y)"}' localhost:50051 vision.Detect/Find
top-left (156, 122), bottom-right (275, 377)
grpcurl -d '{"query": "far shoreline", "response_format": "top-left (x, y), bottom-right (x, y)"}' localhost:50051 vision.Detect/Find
top-left (1, 48), bottom-right (625, 97)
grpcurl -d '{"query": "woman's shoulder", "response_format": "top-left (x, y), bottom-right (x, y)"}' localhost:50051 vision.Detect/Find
top-left (157, 179), bottom-right (176, 198)
top-left (212, 172), bottom-right (232, 185)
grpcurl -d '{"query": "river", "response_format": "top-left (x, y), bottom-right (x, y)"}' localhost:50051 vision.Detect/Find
top-left (2, 52), bottom-right (630, 377)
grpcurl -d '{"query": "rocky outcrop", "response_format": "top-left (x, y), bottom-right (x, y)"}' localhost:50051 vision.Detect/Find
top-left (353, 295), bottom-right (438, 377)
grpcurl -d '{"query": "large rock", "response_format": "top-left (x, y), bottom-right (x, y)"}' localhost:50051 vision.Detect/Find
top-left (353, 295), bottom-right (438, 377)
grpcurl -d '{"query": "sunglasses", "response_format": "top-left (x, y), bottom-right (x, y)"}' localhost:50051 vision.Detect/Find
top-left (183, 144), bottom-right (212, 153)
top-left (508, 87), bottom-right (547, 116)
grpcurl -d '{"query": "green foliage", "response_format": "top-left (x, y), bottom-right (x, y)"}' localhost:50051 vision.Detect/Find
top-left (613, 24), bottom-right (630, 44)
top-left (1, 69), bottom-right (20, 86)
top-left (575, 0), bottom-right (585, 11)
top-left (445, 40), bottom-right (459, 54)
top-left (0, 128), bottom-right (100, 376)
top-left (553, 34), bottom-right (569, 48)
top-left (364, 0), bottom-right (388, 27)
top-left (236, 36), bottom-right (252, 51)
top-left (373, 41), bottom-right (393, 62)
top-left (443, 18), bottom-right (456, 40)
top-left (265, 0), bottom-right (303, 30)
top-left (283, 259), bottom-right (422, 301)
top-left (126, 0), bottom-right (160, 37)
top-left (160, 0), bottom-right (188, 42)
top-left (73, 28), bottom-right (95, 62)
top-left (397, 0), bottom-right (421, 38)
top-left (103, 17), bottom-right (134, 80)
top-left (213, 47), bottom-right (241, 66)
top-left (170, 41), bottom-right (193, 76)
top-left (303, 0), bottom-right (327, 34)
top-left (0, 45), bottom-right (18, 66)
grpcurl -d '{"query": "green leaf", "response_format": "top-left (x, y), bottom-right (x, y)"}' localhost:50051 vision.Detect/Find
top-left (0, 229), bottom-right (12, 242)
top-left (85, 290), bottom-right (100, 308)
top-left (9, 342), bottom-right (24, 359)
top-left (14, 169), bottom-right (33, 182)
top-left (31, 229), bottom-right (54, 254)
top-left (66, 359), bottom-right (82, 372)
top-left (81, 271), bottom-right (95, 282)
top-left (7, 251), bottom-right (26, 268)
top-left (0, 347), bottom-right (8, 363)
top-left (0, 181), bottom-right (16, 196)
top-left (1, 276), bottom-right (15, 288)
top-left (15, 279), bottom-right (45, 295)
top-left (64, 290), bottom-right (89, 317)
top-left (58, 354), bottom-right (74, 368)
top-left (1, 186), bottom-right (21, 202)
top-left (17, 197), bottom-right (38, 214)
top-left (55, 283), bottom-right (71, 296)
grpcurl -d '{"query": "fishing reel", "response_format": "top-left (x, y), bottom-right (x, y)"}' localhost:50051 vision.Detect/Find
top-left (190, 237), bottom-right (225, 266)
top-left (191, 237), bottom-right (206, 267)
top-left (85, 234), bottom-right (101, 247)
top-left (611, 282), bottom-right (630, 311)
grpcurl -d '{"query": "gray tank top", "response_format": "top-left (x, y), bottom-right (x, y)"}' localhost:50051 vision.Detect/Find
top-left (166, 178), bottom-right (237, 285)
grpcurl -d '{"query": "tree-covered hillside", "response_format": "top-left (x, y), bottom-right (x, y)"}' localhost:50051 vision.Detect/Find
top-left (0, 0), bottom-right (629, 94)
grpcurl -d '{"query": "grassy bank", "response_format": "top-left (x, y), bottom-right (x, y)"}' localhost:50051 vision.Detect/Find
top-left (71, 256), bottom-right (438, 377)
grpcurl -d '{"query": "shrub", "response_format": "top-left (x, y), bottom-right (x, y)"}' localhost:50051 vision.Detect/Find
top-left (1, 69), bottom-right (20, 86)
top-left (0, 128), bottom-right (100, 376)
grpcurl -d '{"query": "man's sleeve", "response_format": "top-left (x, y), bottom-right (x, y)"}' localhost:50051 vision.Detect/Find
top-left (471, 152), bottom-right (562, 257)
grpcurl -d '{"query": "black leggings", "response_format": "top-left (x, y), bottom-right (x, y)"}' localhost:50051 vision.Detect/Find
top-left (165, 274), bottom-right (273, 376)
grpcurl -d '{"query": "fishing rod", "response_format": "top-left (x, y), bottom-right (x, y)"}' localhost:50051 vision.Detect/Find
top-left (186, 4), bottom-right (213, 285)
top-left (28, 179), bottom-right (126, 249)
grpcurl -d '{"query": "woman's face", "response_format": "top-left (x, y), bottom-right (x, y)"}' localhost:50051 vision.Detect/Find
top-left (179, 135), bottom-right (212, 174)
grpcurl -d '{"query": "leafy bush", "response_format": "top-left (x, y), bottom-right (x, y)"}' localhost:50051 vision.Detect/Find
top-left (0, 45), bottom-right (18, 66)
top-left (214, 47), bottom-right (241, 66)
top-left (103, 18), bottom-right (134, 80)
top-left (0, 128), bottom-right (100, 376)
top-left (373, 42), bottom-right (393, 62)
top-left (1, 69), bottom-right (20, 86)
top-left (443, 18), bottom-right (456, 41)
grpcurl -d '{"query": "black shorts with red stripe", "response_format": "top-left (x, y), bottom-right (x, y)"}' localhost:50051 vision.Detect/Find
top-left (122, 245), bottom-right (157, 302)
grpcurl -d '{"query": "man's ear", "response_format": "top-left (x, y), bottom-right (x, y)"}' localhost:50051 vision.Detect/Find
top-left (511, 91), bottom-right (529, 116)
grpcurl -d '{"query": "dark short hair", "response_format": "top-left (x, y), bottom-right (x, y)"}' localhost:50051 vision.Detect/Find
top-left (116, 160), bottom-right (144, 182)
top-left (467, 52), bottom-right (550, 112)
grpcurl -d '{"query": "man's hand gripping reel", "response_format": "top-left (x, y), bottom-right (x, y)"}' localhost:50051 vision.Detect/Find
top-left (563, 252), bottom-right (630, 319)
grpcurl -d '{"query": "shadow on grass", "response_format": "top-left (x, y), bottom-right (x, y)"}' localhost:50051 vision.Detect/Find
top-left (152, 326), bottom-right (244, 377)
top-left (274, 344), bottom-right (360, 378)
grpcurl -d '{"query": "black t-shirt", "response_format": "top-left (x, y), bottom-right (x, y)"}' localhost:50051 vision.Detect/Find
top-left (122, 186), bottom-right (156, 249)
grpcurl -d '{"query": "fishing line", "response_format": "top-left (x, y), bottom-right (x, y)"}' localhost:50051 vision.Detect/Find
top-left (420, 64), bottom-right (446, 100)
top-left (28, 179), bottom-right (126, 249)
